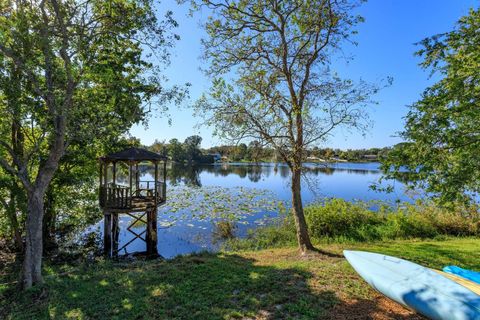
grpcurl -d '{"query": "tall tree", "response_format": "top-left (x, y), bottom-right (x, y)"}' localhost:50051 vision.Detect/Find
top-left (168, 138), bottom-right (185, 162)
top-left (150, 139), bottom-right (167, 154)
top-left (0, 0), bottom-right (182, 288)
top-left (183, 135), bottom-right (202, 162)
top-left (247, 141), bottom-right (263, 163)
top-left (234, 143), bottom-right (248, 161)
top-left (189, 0), bottom-right (382, 254)
top-left (381, 8), bottom-right (480, 204)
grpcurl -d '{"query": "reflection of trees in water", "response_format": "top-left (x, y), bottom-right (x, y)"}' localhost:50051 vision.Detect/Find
top-left (105, 163), bottom-right (163, 186)
top-left (199, 164), bottom-right (267, 182)
top-left (232, 166), bottom-right (247, 178)
top-left (103, 162), bottom-right (130, 185)
top-left (169, 164), bottom-right (202, 187)
top-left (306, 166), bottom-right (334, 176)
top-left (344, 168), bottom-right (376, 175)
top-left (247, 165), bottom-right (262, 182)
top-left (305, 166), bottom-right (377, 176)
top-left (140, 165), bottom-right (155, 179)
top-left (276, 164), bottom-right (290, 178)
top-left (164, 163), bottom-right (377, 187)
top-left (200, 164), bottom-right (232, 177)
top-left (302, 173), bottom-right (324, 200)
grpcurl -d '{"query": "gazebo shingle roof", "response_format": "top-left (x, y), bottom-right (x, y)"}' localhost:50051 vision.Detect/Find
top-left (101, 147), bottom-right (166, 162)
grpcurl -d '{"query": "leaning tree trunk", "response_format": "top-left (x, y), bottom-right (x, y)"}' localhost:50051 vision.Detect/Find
top-left (22, 190), bottom-right (45, 289)
top-left (290, 165), bottom-right (315, 254)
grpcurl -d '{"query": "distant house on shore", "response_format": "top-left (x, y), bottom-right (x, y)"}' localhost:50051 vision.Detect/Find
top-left (363, 154), bottom-right (378, 160)
top-left (207, 153), bottom-right (222, 162)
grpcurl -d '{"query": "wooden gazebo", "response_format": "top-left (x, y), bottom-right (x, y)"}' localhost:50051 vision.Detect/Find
top-left (99, 147), bottom-right (167, 257)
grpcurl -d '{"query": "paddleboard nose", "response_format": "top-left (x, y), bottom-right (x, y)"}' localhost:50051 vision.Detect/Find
top-left (343, 250), bottom-right (359, 262)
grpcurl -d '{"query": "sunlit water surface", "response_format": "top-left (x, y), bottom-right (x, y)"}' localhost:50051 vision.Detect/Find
top-left (86, 162), bottom-right (412, 258)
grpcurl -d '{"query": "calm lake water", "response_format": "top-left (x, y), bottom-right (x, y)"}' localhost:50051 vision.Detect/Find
top-left (88, 162), bottom-right (412, 258)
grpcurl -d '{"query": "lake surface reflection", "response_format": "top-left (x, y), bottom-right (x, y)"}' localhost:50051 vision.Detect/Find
top-left (89, 162), bottom-right (412, 258)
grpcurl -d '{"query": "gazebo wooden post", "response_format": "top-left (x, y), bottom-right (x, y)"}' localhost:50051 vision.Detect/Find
top-left (99, 160), bottom-right (104, 207)
top-left (99, 161), bottom-right (103, 189)
top-left (104, 212), bottom-right (112, 256)
top-left (112, 162), bottom-right (116, 186)
top-left (163, 161), bottom-right (167, 200)
top-left (135, 162), bottom-right (139, 191)
top-left (101, 159), bottom-right (112, 256)
top-left (129, 162), bottom-right (133, 195)
top-left (146, 161), bottom-right (159, 257)
top-left (103, 161), bottom-right (108, 186)
top-left (154, 161), bottom-right (158, 204)
top-left (112, 213), bottom-right (119, 257)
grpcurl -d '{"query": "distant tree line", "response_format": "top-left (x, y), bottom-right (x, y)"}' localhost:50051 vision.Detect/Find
top-left (147, 137), bottom-right (390, 163)
top-left (205, 141), bottom-right (276, 163)
top-left (148, 135), bottom-right (215, 164)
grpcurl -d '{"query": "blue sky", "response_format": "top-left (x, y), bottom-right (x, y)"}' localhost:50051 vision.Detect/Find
top-left (130, 0), bottom-right (479, 149)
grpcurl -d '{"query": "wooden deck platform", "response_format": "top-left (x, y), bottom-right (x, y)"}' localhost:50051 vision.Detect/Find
top-left (104, 196), bottom-right (166, 213)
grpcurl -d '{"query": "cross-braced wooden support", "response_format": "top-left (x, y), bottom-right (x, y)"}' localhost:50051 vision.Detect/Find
top-left (103, 207), bottom-right (158, 257)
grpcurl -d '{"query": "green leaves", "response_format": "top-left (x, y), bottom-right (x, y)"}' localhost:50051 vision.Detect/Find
top-left (0, 0), bottom-right (187, 244)
top-left (382, 8), bottom-right (480, 204)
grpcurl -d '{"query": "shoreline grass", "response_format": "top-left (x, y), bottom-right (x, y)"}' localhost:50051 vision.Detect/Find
top-left (226, 199), bottom-right (480, 252)
top-left (1, 237), bottom-right (479, 319)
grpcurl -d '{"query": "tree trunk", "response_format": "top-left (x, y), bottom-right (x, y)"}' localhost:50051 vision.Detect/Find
top-left (22, 191), bottom-right (45, 289)
top-left (290, 166), bottom-right (315, 254)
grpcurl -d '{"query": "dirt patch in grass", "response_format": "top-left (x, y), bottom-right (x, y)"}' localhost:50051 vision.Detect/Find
top-left (329, 294), bottom-right (425, 320)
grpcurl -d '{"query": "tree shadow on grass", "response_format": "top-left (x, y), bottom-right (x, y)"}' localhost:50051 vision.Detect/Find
top-left (309, 246), bottom-right (344, 258)
top-left (4, 253), bottom-right (339, 319)
top-left (2, 252), bottom-right (423, 320)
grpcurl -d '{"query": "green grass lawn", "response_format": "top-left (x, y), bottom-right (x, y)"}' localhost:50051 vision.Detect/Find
top-left (1, 237), bottom-right (479, 319)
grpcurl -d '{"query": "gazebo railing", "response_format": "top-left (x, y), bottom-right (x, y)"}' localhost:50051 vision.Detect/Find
top-left (99, 184), bottom-right (132, 209)
top-left (138, 180), bottom-right (166, 202)
top-left (100, 181), bottom-right (166, 209)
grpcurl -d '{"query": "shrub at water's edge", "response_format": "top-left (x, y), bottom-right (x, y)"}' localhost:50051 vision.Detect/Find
top-left (226, 199), bottom-right (480, 251)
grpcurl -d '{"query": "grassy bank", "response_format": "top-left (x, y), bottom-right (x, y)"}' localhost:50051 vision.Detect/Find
top-left (1, 238), bottom-right (479, 319)
top-left (227, 199), bottom-right (480, 251)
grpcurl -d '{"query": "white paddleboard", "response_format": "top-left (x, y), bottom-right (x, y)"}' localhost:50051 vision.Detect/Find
top-left (344, 250), bottom-right (480, 320)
